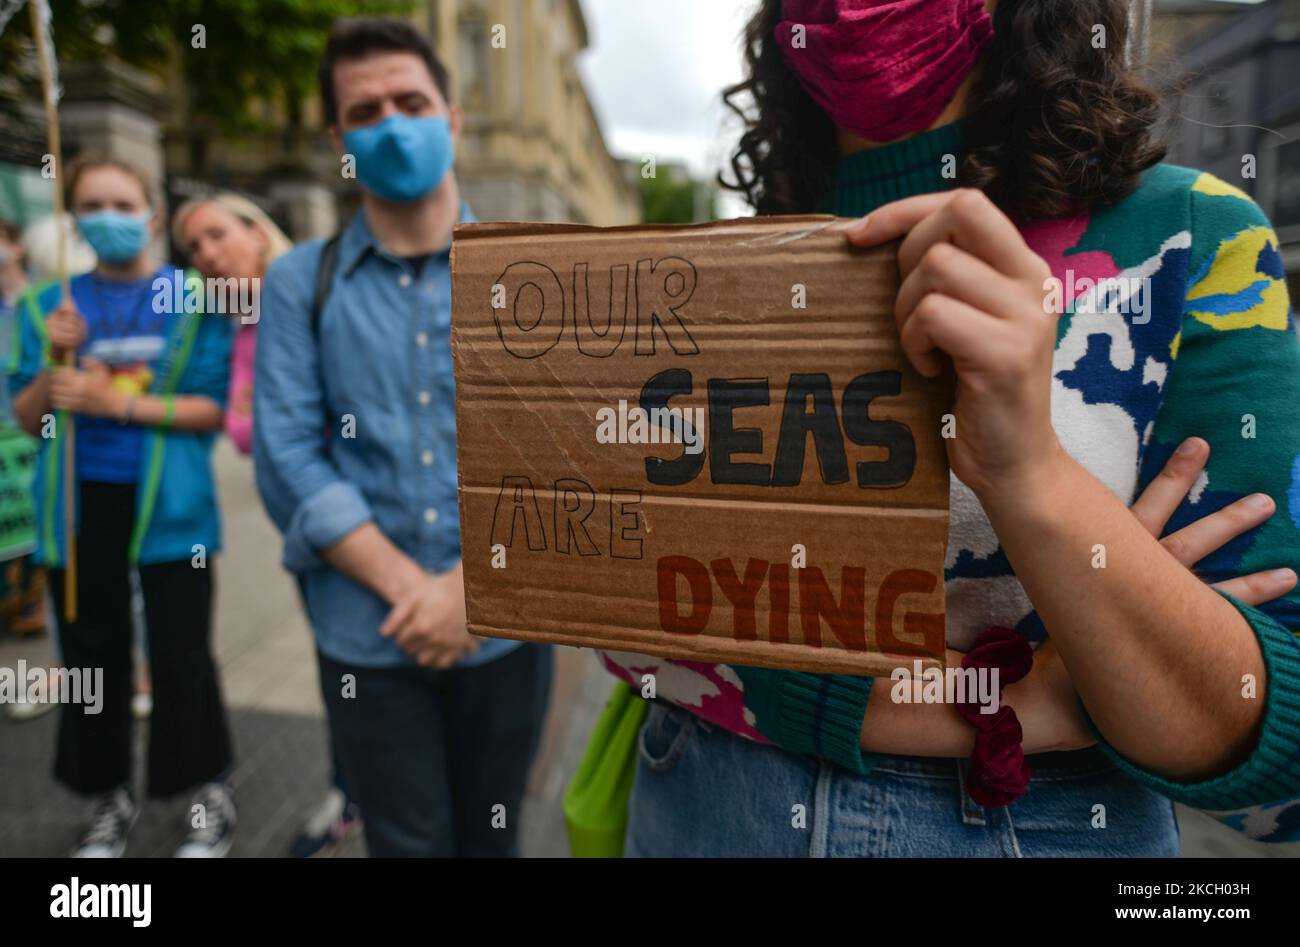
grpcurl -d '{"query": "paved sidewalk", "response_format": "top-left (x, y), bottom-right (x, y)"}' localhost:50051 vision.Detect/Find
top-left (0, 440), bottom-right (610, 857)
top-left (1, 440), bottom-right (1295, 857)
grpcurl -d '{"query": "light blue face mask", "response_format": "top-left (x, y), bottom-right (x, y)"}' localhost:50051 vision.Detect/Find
top-left (77, 210), bottom-right (151, 265)
top-left (343, 114), bottom-right (455, 203)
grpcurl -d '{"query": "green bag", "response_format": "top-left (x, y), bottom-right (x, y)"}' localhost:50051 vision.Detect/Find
top-left (563, 681), bottom-right (650, 857)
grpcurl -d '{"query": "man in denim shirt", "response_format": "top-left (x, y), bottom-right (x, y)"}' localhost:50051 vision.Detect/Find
top-left (253, 18), bottom-right (552, 857)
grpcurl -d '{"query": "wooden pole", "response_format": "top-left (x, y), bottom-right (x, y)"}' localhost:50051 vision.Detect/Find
top-left (28, 0), bottom-right (76, 622)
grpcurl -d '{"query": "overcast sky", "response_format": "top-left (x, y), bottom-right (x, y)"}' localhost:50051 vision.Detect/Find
top-left (577, 0), bottom-right (756, 215)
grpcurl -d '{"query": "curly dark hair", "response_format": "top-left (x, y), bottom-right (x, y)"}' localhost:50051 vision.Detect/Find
top-left (721, 0), bottom-right (1168, 220)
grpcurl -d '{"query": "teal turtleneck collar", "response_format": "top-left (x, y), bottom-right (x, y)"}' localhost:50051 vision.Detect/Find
top-left (825, 121), bottom-right (964, 218)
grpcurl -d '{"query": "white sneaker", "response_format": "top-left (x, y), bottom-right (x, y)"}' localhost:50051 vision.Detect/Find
top-left (72, 785), bottom-right (137, 858)
top-left (174, 782), bottom-right (236, 858)
top-left (7, 674), bottom-right (58, 722)
top-left (131, 692), bottom-right (153, 720)
top-left (289, 787), bottom-right (362, 857)
top-left (7, 698), bottom-right (56, 722)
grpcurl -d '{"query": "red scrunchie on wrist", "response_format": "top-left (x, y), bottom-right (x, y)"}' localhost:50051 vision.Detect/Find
top-left (955, 626), bottom-right (1033, 808)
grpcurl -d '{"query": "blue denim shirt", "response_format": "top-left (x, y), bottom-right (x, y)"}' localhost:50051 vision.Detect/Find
top-left (253, 207), bottom-right (518, 668)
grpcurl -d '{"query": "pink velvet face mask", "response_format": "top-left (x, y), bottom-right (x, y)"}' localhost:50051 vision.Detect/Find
top-left (775, 0), bottom-right (994, 142)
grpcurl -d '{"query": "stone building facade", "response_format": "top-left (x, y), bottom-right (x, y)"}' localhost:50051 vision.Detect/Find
top-left (2, 0), bottom-right (639, 250)
top-left (421, 0), bottom-right (638, 227)
top-left (1156, 0), bottom-right (1300, 294)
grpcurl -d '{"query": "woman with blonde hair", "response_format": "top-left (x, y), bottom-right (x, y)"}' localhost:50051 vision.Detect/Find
top-left (175, 193), bottom-right (363, 857)
top-left (173, 193), bottom-right (291, 454)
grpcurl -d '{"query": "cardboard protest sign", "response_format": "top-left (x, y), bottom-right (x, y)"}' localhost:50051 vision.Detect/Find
top-left (451, 215), bottom-right (952, 676)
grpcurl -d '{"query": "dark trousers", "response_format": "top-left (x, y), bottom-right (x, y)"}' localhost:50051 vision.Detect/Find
top-left (319, 642), bottom-right (553, 857)
top-left (50, 481), bottom-right (233, 798)
top-left (296, 573), bottom-right (351, 802)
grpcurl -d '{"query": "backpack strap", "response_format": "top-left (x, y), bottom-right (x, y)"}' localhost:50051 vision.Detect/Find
top-left (309, 234), bottom-right (343, 455)
top-left (311, 233), bottom-right (342, 336)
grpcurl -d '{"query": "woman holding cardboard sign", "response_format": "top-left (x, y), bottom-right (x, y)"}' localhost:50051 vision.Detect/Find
top-left (601, 0), bottom-right (1300, 856)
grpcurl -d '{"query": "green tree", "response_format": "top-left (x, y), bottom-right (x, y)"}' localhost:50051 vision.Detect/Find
top-left (1, 0), bottom-right (413, 132)
top-left (639, 166), bottom-right (716, 225)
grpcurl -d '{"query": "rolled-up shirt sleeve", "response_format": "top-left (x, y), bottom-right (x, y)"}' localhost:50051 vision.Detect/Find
top-left (281, 480), bottom-right (373, 573)
top-left (252, 248), bottom-right (373, 573)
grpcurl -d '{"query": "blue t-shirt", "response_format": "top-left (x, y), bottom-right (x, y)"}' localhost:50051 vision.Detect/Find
top-left (69, 271), bottom-right (169, 483)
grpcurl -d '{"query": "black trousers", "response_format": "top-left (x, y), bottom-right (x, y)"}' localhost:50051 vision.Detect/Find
top-left (320, 643), bottom-right (553, 857)
top-left (50, 481), bottom-right (233, 798)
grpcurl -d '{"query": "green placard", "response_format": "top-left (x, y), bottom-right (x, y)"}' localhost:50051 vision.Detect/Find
top-left (0, 422), bottom-right (38, 561)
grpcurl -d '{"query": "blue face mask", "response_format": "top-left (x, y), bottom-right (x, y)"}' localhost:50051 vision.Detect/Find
top-left (343, 114), bottom-right (454, 203)
top-left (77, 210), bottom-right (151, 265)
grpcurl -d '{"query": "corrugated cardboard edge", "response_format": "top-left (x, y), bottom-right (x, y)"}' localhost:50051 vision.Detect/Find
top-left (452, 213), bottom-right (844, 243)
top-left (469, 624), bottom-right (941, 679)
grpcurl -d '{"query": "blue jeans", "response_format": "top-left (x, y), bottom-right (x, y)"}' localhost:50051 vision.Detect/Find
top-left (626, 701), bottom-right (1180, 857)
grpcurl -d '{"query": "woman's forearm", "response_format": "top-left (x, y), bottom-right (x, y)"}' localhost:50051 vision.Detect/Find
top-left (108, 391), bottom-right (224, 433)
top-left (18, 376), bottom-right (223, 434)
top-left (859, 682), bottom-right (975, 757)
top-left (982, 447), bottom-right (1266, 781)
top-left (858, 645), bottom-right (1093, 757)
top-left (138, 393), bottom-right (224, 432)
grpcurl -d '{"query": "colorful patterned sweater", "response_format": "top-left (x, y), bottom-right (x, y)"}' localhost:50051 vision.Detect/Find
top-left (598, 122), bottom-right (1300, 842)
